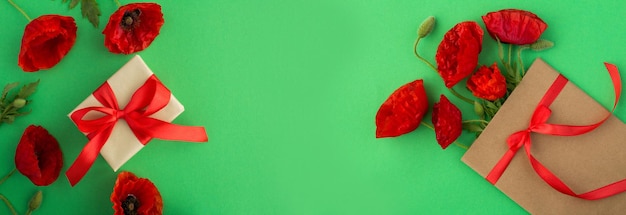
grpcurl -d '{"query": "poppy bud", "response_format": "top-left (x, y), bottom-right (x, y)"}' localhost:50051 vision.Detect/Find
top-left (530, 39), bottom-right (554, 51)
top-left (28, 190), bottom-right (43, 211)
top-left (417, 16), bottom-right (435, 38)
top-left (13, 98), bottom-right (26, 108)
top-left (474, 100), bottom-right (484, 119)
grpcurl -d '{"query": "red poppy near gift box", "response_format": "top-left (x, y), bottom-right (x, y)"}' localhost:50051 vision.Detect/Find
top-left (2, 1), bottom-right (208, 215)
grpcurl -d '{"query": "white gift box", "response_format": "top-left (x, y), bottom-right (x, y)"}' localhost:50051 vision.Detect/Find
top-left (68, 55), bottom-right (184, 171)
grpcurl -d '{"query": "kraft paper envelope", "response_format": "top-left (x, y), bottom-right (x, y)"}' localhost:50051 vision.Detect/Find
top-left (462, 59), bottom-right (626, 214)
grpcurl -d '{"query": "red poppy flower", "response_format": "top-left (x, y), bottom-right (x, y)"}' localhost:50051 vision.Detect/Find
top-left (18, 15), bottom-right (77, 72)
top-left (435, 21), bottom-right (483, 88)
top-left (467, 63), bottom-right (507, 101)
top-left (376, 80), bottom-right (429, 138)
top-left (14, 125), bottom-right (63, 186)
top-left (432, 95), bottom-right (462, 149)
top-left (111, 172), bottom-right (163, 215)
top-left (482, 9), bottom-right (547, 45)
top-left (103, 3), bottom-right (165, 54)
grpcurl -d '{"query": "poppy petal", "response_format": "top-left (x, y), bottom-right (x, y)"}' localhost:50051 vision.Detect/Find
top-left (15, 125), bottom-right (63, 186)
top-left (376, 80), bottom-right (429, 138)
top-left (103, 3), bottom-right (165, 54)
top-left (432, 95), bottom-right (462, 149)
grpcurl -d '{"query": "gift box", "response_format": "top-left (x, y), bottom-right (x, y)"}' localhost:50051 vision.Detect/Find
top-left (66, 55), bottom-right (207, 186)
top-left (462, 59), bottom-right (625, 214)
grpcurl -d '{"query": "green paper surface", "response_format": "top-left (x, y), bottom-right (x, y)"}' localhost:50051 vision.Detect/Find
top-left (1, 0), bottom-right (625, 214)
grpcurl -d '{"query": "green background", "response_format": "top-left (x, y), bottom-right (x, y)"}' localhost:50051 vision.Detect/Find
top-left (1, 0), bottom-right (625, 214)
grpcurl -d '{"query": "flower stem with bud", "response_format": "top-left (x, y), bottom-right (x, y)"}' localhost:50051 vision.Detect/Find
top-left (413, 16), bottom-right (438, 73)
top-left (1, 80), bottom-right (39, 126)
top-left (25, 191), bottom-right (42, 215)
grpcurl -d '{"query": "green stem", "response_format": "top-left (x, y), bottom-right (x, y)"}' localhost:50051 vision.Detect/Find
top-left (0, 104), bottom-right (13, 122)
top-left (508, 43), bottom-right (512, 66)
top-left (0, 194), bottom-right (17, 215)
top-left (462, 119), bottom-right (489, 124)
top-left (517, 47), bottom-right (527, 77)
top-left (448, 87), bottom-right (474, 105)
top-left (421, 121), bottom-right (434, 130)
top-left (453, 142), bottom-right (469, 150)
top-left (413, 37), bottom-right (438, 73)
top-left (496, 37), bottom-right (504, 62)
top-left (0, 168), bottom-right (16, 185)
top-left (420, 122), bottom-right (469, 150)
top-left (114, 0), bottom-right (121, 7)
top-left (8, 0), bottom-right (32, 21)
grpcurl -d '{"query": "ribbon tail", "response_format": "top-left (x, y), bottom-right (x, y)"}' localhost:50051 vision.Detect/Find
top-left (526, 152), bottom-right (577, 196)
top-left (129, 117), bottom-right (208, 143)
top-left (486, 149), bottom-right (517, 184)
top-left (65, 128), bottom-right (112, 186)
top-left (579, 179), bottom-right (626, 200)
top-left (154, 124), bottom-right (208, 142)
top-left (527, 147), bottom-right (626, 200)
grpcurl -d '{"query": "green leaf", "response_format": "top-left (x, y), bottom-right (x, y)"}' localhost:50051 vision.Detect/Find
top-left (58, 0), bottom-right (81, 10)
top-left (485, 101), bottom-right (497, 110)
top-left (504, 74), bottom-right (517, 83)
top-left (506, 82), bottom-right (517, 91)
top-left (69, 0), bottom-right (80, 9)
top-left (17, 80), bottom-right (39, 99)
top-left (16, 109), bottom-right (32, 116)
top-left (1, 82), bottom-right (19, 102)
top-left (81, 0), bottom-right (101, 27)
top-left (8, 109), bottom-right (19, 115)
top-left (3, 115), bottom-right (15, 124)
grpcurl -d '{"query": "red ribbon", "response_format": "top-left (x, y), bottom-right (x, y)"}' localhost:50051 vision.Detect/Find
top-left (486, 63), bottom-right (623, 200)
top-left (66, 75), bottom-right (208, 186)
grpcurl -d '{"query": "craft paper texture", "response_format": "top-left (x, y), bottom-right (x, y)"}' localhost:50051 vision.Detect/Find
top-left (462, 59), bottom-right (626, 214)
top-left (69, 55), bottom-right (184, 171)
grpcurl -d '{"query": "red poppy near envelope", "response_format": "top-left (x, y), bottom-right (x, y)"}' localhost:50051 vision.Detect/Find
top-left (66, 55), bottom-right (208, 186)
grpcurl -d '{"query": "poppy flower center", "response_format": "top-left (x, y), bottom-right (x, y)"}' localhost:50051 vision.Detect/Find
top-left (122, 194), bottom-right (140, 215)
top-left (121, 9), bottom-right (141, 30)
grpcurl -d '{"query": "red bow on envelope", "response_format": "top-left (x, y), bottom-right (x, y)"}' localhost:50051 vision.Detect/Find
top-left (486, 63), bottom-right (625, 200)
top-left (66, 75), bottom-right (208, 186)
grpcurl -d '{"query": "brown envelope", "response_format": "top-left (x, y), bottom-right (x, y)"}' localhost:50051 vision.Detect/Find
top-left (462, 59), bottom-right (626, 215)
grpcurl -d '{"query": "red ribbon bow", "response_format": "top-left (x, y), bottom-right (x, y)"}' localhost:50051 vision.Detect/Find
top-left (486, 63), bottom-right (624, 200)
top-left (66, 75), bottom-right (208, 186)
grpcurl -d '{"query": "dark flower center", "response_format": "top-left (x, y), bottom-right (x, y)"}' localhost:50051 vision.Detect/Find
top-left (122, 194), bottom-right (140, 215)
top-left (121, 9), bottom-right (141, 30)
